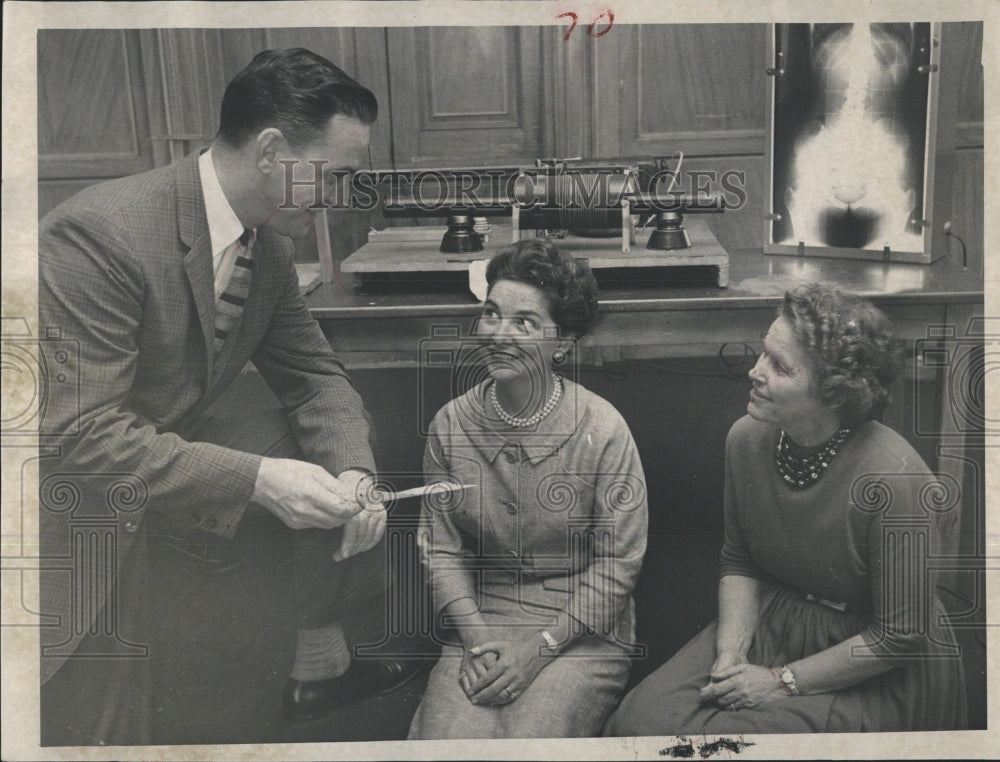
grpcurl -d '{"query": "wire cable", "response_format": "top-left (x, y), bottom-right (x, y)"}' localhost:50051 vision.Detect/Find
top-left (947, 230), bottom-right (968, 269)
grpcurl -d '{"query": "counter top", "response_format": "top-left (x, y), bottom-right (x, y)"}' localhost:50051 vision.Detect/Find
top-left (307, 246), bottom-right (983, 318)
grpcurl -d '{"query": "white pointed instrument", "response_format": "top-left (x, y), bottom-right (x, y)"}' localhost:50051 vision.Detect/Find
top-left (376, 482), bottom-right (474, 502)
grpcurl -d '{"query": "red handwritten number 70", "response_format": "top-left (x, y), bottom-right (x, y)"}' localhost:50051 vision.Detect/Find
top-left (558, 9), bottom-right (615, 41)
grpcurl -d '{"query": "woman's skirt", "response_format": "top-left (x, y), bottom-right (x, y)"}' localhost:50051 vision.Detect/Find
top-left (604, 580), bottom-right (967, 735)
top-left (408, 582), bottom-right (633, 739)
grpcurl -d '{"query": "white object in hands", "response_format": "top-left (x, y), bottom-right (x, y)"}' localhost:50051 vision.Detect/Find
top-left (376, 482), bottom-right (474, 502)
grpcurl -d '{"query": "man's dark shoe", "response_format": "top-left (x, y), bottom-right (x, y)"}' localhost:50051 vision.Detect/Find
top-left (282, 658), bottom-right (424, 722)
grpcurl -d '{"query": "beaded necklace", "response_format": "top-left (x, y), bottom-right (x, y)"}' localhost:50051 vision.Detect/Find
top-left (490, 373), bottom-right (562, 428)
top-left (775, 427), bottom-right (852, 489)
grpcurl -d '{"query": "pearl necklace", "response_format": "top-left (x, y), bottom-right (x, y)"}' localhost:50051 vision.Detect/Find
top-left (775, 427), bottom-right (852, 489)
top-left (490, 373), bottom-right (563, 428)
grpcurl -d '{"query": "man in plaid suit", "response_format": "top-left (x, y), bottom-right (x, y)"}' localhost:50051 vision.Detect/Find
top-left (38, 48), bottom-right (417, 744)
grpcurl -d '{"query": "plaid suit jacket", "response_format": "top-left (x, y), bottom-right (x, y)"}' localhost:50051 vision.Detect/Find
top-left (37, 152), bottom-right (375, 681)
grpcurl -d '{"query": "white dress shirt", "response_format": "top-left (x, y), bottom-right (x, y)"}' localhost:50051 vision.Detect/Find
top-left (198, 148), bottom-right (252, 300)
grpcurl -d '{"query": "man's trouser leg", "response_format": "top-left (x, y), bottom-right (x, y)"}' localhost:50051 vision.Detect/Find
top-left (40, 369), bottom-right (388, 745)
top-left (185, 369), bottom-right (389, 653)
top-left (40, 521), bottom-right (152, 746)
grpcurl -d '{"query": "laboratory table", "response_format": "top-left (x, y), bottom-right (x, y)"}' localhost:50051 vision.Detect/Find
top-left (307, 247), bottom-right (984, 367)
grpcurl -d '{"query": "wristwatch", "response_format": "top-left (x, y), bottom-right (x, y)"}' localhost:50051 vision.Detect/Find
top-left (778, 665), bottom-right (800, 696)
top-left (539, 630), bottom-right (560, 656)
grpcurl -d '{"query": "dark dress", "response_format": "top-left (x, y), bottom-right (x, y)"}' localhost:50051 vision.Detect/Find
top-left (606, 416), bottom-right (967, 734)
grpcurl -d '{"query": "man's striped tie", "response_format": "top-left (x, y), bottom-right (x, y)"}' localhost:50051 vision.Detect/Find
top-left (213, 228), bottom-right (255, 357)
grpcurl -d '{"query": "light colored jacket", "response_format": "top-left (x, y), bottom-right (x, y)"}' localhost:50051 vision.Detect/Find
top-left (419, 379), bottom-right (648, 647)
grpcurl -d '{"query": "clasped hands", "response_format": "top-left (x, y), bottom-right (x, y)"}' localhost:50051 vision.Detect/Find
top-left (252, 458), bottom-right (385, 560)
top-left (697, 650), bottom-right (787, 711)
top-left (457, 633), bottom-right (551, 707)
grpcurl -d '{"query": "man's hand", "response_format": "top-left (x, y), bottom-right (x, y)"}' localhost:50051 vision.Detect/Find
top-left (335, 469), bottom-right (380, 510)
top-left (333, 505), bottom-right (386, 560)
top-left (333, 469), bottom-right (386, 560)
top-left (251, 457), bottom-right (365, 530)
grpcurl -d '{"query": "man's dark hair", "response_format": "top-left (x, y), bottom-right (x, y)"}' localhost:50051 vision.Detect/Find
top-left (217, 48), bottom-right (377, 148)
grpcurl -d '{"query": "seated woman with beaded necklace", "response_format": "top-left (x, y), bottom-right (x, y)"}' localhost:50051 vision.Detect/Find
top-left (605, 283), bottom-right (966, 735)
top-left (408, 239), bottom-right (648, 739)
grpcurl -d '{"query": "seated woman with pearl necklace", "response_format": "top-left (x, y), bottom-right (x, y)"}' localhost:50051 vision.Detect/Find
top-left (408, 239), bottom-right (649, 739)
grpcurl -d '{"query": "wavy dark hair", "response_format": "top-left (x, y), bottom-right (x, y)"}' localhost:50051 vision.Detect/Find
top-left (217, 48), bottom-right (377, 148)
top-left (780, 284), bottom-right (903, 425)
top-left (485, 239), bottom-right (599, 338)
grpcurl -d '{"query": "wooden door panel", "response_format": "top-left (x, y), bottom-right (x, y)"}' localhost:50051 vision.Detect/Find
top-left (150, 29), bottom-right (231, 162)
top-left (596, 24), bottom-right (768, 157)
top-left (387, 26), bottom-right (544, 167)
top-left (37, 29), bottom-right (154, 179)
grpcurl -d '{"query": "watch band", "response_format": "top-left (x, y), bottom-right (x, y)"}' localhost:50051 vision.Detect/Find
top-left (778, 665), bottom-right (800, 696)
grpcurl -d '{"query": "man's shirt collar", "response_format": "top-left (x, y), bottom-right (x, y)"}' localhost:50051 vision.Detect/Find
top-left (198, 148), bottom-right (246, 257)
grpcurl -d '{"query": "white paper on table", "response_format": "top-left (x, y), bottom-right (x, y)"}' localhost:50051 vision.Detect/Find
top-left (468, 259), bottom-right (490, 301)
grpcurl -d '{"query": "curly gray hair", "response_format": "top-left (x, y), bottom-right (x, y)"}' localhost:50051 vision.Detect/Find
top-left (780, 284), bottom-right (904, 424)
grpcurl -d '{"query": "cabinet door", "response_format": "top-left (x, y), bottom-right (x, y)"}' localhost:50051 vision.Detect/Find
top-left (385, 26), bottom-right (546, 167)
top-left (38, 29), bottom-right (154, 178)
top-left (595, 24), bottom-right (768, 157)
top-left (38, 29), bottom-right (156, 215)
top-left (144, 29), bottom-right (240, 164)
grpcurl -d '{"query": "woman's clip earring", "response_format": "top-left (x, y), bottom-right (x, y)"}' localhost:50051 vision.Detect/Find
top-left (552, 348), bottom-right (567, 365)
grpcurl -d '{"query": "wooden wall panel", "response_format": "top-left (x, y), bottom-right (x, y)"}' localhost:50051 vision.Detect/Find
top-left (953, 20), bottom-right (984, 146)
top-left (942, 22), bottom-right (982, 275)
top-left (260, 27), bottom-right (357, 72)
top-left (386, 26), bottom-right (544, 167)
top-left (427, 31), bottom-right (511, 117)
top-left (350, 28), bottom-right (394, 170)
top-left (38, 31), bottom-right (137, 156)
top-left (151, 30), bottom-right (231, 161)
top-left (950, 149), bottom-right (984, 276)
top-left (635, 25), bottom-right (766, 137)
top-left (37, 29), bottom-right (153, 180)
top-left (596, 24), bottom-right (768, 157)
top-left (217, 29), bottom-right (268, 82)
top-left (680, 155), bottom-right (767, 254)
top-left (38, 179), bottom-right (104, 220)
top-left (541, 27), bottom-right (594, 158)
